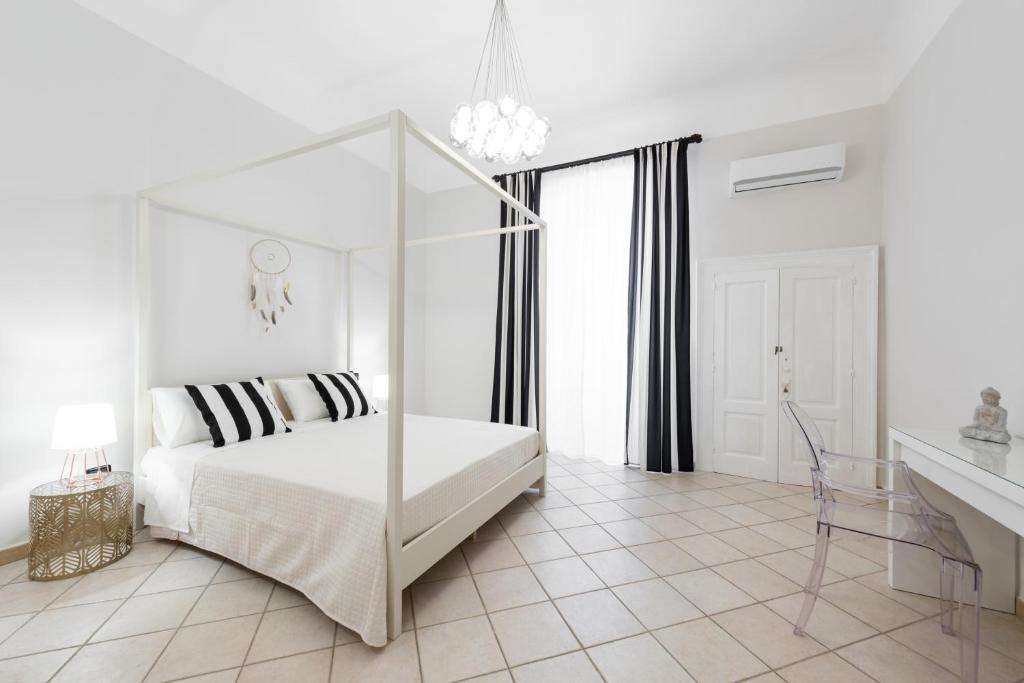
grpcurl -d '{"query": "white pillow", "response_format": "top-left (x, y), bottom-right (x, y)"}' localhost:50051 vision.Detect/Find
top-left (152, 387), bottom-right (211, 448)
top-left (276, 378), bottom-right (330, 422)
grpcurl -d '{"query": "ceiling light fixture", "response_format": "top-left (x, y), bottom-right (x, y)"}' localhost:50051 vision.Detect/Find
top-left (449, 0), bottom-right (550, 164)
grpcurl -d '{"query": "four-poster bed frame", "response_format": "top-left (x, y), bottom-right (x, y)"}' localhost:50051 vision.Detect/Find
top-left (133, 110), bottom-right (548, 640)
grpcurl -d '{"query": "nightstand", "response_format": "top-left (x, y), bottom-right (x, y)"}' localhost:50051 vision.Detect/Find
top-left (28, 471), bottom-right (134, 580)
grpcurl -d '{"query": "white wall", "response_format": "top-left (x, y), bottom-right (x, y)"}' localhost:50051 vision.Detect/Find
top-left (0, 0), bottom-right (421, 549)
top-left (881, 0), bottom-right (1024, 599)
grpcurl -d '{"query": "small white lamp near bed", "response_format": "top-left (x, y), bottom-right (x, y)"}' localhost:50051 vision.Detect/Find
top-left (372, 374), bottom-right (389, 412)
top-left (51, 403), bottom-right (116, 487)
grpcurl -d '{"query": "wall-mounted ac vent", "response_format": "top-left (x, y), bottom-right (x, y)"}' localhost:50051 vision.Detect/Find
top-left (729, 143), bottom-right (845, 196)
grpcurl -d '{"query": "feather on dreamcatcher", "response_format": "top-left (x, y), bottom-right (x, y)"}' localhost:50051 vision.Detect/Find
top-left (249, 239), bottom-right (293, 332)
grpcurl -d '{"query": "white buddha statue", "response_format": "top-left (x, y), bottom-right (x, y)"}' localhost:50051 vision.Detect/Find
top-left (959, 387), bottom-right (1011, 444)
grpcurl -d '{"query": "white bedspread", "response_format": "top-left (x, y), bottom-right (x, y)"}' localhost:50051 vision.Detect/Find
top-left (140, 413), bottom-right (538, 646)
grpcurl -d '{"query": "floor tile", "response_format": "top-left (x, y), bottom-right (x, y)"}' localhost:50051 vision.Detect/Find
top-left (530, 557), bottom-right (604, 598)
top-left (266, 583), bottom-right (310, 610)
top-left (239, 648), bottom-right (331, 682)
top-left (796, 544), bottom-right (883, 577)
top-left (854, 571), bottom-right (940, 616)
top-left (332, 631), bottom-right (421, 683)
top-left (147, 613), bottom-right (261, 681)
top-left (50, 564), bottom-right (156, 608)
top-left (755, 550), bottom-right (843, 587)
top-left (474, 517), bottom-right (510, 541)
top-left (416, 548), bottom-right (470, 584)
top-left (463, 538), bottom-right (526, 574)
top-left (246, 604), bottom-right (335, 662)
top-left (776, 652), bottom-right (873, 682)
top-left (175, 670), bottom-right (240, 683)
top-left (747, 498), bottom-right (807, 520)
top-left (627, 481), bottom-right (675, 497)
top-left (0, 578), bottom-right (78, 617)
top-left (679, 508), bottom-right (741, 532)
top-left (557, 525), bottom-right (621, 554)
top-left (0, 560), bottom-right (27, 586)
top-left (92, 587), bottom-right (203, 642)
top-left (889, 618), bottom-right (1024, 683)
top-left (577, 501), bottom-right (633, 523)
top-left (665, 568), bottom-right (756, 615)
top-left (555, 589), bottom-right (644, 646)
top-left (510, 650), bottom-right (602, 683)
top-left (834, 535), bottom-right (889, 566)
top-left (593, 484), bottom-right (645, 501)
top-left (837, 634), bottom-right (961, 683)
top-left (0, 600), bottom-right (120, 658)
top-left (819, 580), bottom-right (924, 630)
top-left (576, 473), bottom-right (621, 487)
top-left (499, 511), bottom-right (554, 537)
top-left (618, 496), bottom-right (674, 516)
top-left (600, 519), bottom-right (663, 546)
top-left (648, 494), bottom-right (704, 513)
top-left (684, 489), bottom-right (735, 507)
top-left (474, 566), bottom-right (546, 612)
top-left (0, 612), bottom-right (32, 642)
top-left (672, 534), bottom-right (746, 566)
top-left (510, 531), bottom-right (575, 563)
top-left (464, 670), bottom-right (511, 682)
top-left (744, 482), bottom-right (795, 498)
top-left (539, 506), bottom-right (594, 529)
top-left (713, 527), bottom-right (787, 557)
top-left (112, 541), bottom-right (177, 568)
top-left (419, 615), bottom-right (507, 682)
top-left (587, 633), bottom-right (694, 683)
top-left (548, 475), bottom-right (588, 490)
top-left (628, 541), bottom-right (702, 576)
top-left (561, 487), bottom-right (610, 505)
top-left (979, 610), bottom-right (1024, 664)
top-left (612, 578), bottom-right (701, 630)
top-left (135, 556), bottom-right (221, 595)
top-left (717, 503), bottom-right (775, 525)
top-left (641, 514), bottom-right (703, 539)
top-left (654, 617), bottom-right (769, 681)
top-left (184, 577), bottom-right (273, 625)
top-left (489, 602), bottom-right (579, 667)
top-left (714, 604), bottom-right (827, 668)
top-left (529, 491), bottom-right (573, 510)
top-left (411, 575), bottom-right (485, 627)
top-left (765, 592), bottom-right (877, 649)
top-left (712, 559), bottom-right (801, 601)
top-left (212, 561), bottom-right (262, 584)
top-left (53, 629), bottom-right (173, 683)
top-left (500, 496), bottom-right (535, 515)
top-left (166, 545), bottom-right (214, 562)
top-left (0, 648), bottom-right (77, 683)
top-left (717, 484), bottom-right (768, 503)
top-left (581, 548), bottom-right (655, 586)
top-left (749, 521), bottom-right (817, 549)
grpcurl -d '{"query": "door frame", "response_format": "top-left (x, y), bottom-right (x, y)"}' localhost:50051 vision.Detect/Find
top-left (694, 245), bottom-right (879, 488)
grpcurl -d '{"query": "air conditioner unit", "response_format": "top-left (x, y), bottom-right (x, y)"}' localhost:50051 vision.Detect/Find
top-left (729, 143), bottom-right (845, 196)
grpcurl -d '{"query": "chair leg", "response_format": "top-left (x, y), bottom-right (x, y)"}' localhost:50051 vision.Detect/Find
top-left (940, 556), bottom-right (958, 636)
top-left (958, 563), bottom-right (982, 683)
top-left (794, 522), bottom-right (830, 636)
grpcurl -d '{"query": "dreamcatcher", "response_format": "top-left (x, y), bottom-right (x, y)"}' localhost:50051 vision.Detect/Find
top-left (249, 239), bottom-right (293, 331)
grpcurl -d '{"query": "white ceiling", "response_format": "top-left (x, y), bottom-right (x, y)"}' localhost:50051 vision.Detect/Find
top-left (76, 0), bottom-right (959, 192)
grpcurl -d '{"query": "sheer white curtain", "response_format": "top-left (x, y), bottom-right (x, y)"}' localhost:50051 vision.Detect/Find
top-left (541, 156), bottom-right (633, 463)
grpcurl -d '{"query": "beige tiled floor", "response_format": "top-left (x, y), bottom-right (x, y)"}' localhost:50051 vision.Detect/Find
top-left (2, 456), bottom-right (1024, 682)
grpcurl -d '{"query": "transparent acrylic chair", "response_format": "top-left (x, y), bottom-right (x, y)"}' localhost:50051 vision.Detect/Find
top-left (782, 400), bottom-right (982, 682)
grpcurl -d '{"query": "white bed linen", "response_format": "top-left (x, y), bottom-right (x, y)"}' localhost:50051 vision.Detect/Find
top-left (140, 413), bottom-right (538, 646)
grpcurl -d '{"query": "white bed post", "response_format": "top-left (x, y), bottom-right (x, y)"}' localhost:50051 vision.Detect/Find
top-left (385, 110), bottom-right (407, 640)
top-left (345, 250), bottom-right (353, 370)
top-left (536, 222), bottom-right (547, 497)
top-left (132, 195), bottom-right (152, 524)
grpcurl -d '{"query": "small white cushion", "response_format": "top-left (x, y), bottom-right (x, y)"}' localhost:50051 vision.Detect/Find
top-left (152, 387), bottom-right (211, 448)
top-left (276, 377), bottom-right (330, 422)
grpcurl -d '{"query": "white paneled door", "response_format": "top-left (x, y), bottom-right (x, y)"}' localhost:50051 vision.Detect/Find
top-left (700, 247), bottom-right (876, 488)
top-left (712, 270), bottom-right (780, 481)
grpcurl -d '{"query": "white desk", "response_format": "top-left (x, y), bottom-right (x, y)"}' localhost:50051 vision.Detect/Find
top-left (888, 427), bottom-right (1022, 612)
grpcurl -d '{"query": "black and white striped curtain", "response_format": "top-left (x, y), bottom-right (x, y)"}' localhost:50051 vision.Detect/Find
top-left (625, 141), bottom-right (695, 472)
top-left (491, 171), bottom-right (541, 427)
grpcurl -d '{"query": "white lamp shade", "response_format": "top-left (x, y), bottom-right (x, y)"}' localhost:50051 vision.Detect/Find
top-left (372, 375), bottom-right (389, 401)
top-left (51, 403), bottom-right (117, 450)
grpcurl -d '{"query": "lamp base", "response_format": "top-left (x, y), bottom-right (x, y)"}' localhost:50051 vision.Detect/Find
top-left (61, 448), bottom-right (111, 489)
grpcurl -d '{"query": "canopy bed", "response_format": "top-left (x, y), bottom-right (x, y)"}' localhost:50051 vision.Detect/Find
top-left (132, 110), bottom-right (548, 645)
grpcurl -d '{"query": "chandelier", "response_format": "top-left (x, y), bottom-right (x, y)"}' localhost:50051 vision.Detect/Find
top-left (449, 0), bottom-right (551, 164)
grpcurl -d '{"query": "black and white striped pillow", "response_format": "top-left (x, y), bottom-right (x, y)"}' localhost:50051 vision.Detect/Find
top-left (185, 377), bottom-right (291, 448)
top-left (307, 372), bottom-right (376, 422)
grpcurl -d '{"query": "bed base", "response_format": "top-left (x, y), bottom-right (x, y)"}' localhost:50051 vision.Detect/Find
top-left (386, 452), bottom-right (546, 638)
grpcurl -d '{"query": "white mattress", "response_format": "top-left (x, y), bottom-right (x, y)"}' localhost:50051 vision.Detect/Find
top-left (140, 413), bottom-right (538, 646)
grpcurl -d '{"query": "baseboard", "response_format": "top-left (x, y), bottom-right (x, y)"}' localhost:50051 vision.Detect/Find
top-left (1017, 596), bottom-right (1024, 620)
top-left (0, 543), bottom-right (29, 566)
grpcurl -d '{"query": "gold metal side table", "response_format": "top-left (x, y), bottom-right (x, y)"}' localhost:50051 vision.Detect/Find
top-left (28, 471), bottom-right (134, 580)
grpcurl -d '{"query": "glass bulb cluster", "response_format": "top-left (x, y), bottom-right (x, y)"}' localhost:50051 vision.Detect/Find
top-left (449, 96), bottom-right (551, 164)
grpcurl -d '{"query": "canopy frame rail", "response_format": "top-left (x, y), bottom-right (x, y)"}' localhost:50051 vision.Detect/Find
top-left (133, 109), bottom-right (548, 643)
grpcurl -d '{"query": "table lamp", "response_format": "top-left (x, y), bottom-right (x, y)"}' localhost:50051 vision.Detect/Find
top-left (51, 403), bottom-right (116, 486)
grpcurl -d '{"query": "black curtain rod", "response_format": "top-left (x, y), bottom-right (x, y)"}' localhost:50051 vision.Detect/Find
top-left (494, 133), bottom-right (702, 179)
